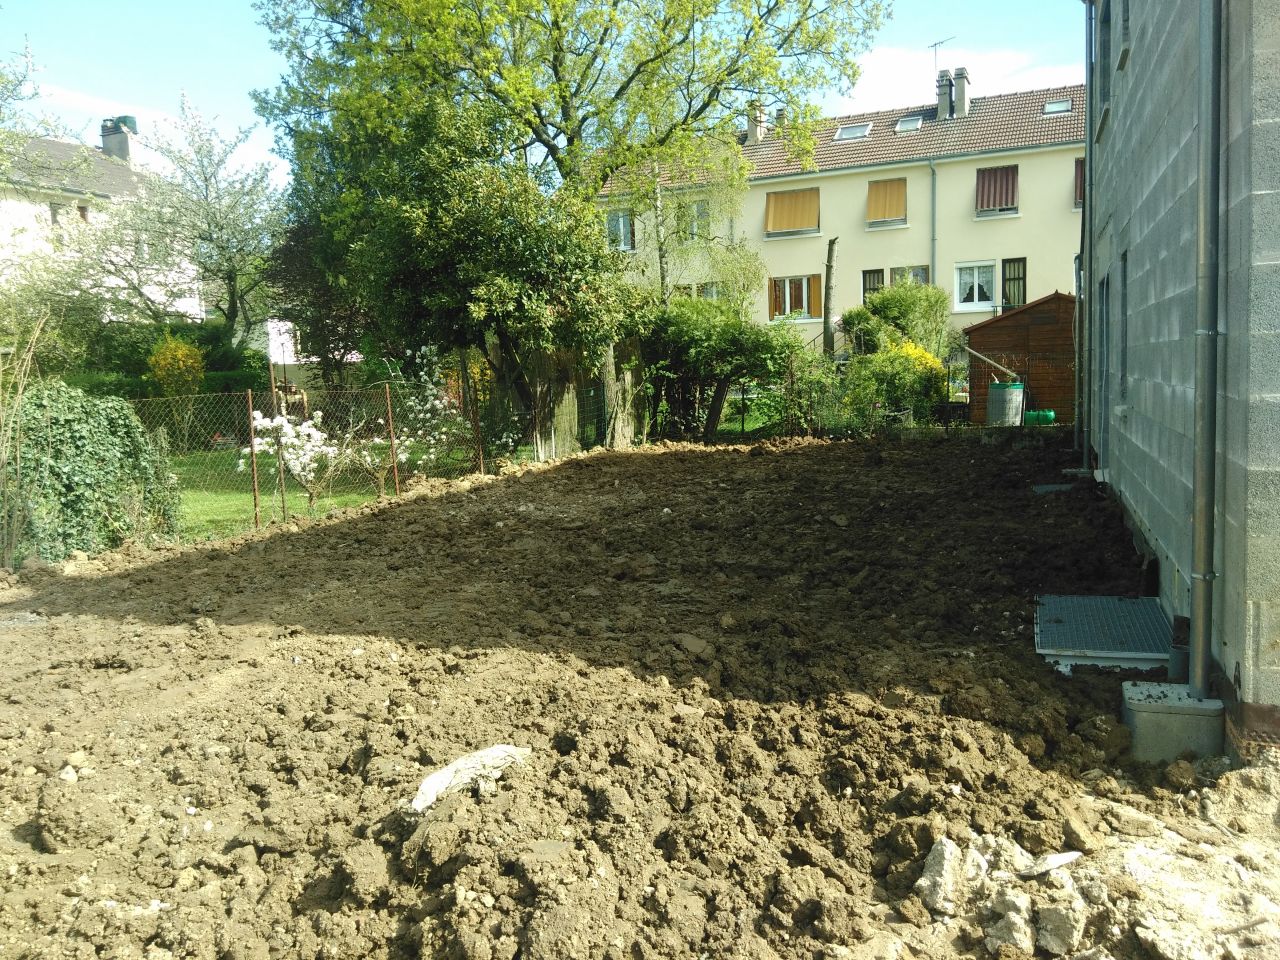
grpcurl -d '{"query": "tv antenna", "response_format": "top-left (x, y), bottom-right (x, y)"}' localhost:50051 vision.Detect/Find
top-left (929, 36), bottom-right (956, 72)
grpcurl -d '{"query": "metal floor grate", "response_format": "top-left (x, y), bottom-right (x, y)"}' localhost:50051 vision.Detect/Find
top-left (1035, 596), bottom-right (1171, 670)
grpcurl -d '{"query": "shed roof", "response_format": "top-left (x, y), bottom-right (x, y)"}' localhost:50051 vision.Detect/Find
top-left (963, 291), bottom-right (1077, 336)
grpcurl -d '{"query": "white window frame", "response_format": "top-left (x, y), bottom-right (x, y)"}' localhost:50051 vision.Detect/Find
top-left (895, 116), bottom-right (923, 133)
top-left (774, 275), bottom-right (812, 319)
top-left (954, 261), bottom-right (997, 312)
top-left (606, 210), bottom-right (634, 252)
top-left (1043, 98), bottom-right (1073, 115)
top-left (834, 122), bottom-right (872, 141)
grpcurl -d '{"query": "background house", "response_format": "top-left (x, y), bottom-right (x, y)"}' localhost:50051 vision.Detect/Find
top-left (1083, 0), bottom-right (1279, 757)
top-left (0, 116), bottom-right (203, 320)
top-left (606, 70), bottom-right (1086, 344)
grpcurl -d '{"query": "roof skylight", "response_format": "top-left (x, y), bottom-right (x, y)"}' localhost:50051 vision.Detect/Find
top-left (1043, 98), bottom-right (1073, 115)
top-left (834, 122), bottom-right (872, 141)
top-left (895, 116), bottom-right (923, 133)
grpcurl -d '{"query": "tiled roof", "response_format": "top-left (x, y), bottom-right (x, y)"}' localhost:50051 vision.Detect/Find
top-left (5, 137), bottom-right (143, 198)
top-left (743, 83), bottom-right (1086, 181)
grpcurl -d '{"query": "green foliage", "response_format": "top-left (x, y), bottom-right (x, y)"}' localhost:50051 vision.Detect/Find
top-left (843, 279), bottom-right (951, 358)
top-left (148, 334), bottom-right (206, 396)
top-left (839, 340), bottom-right (947, 429)
top-left (643, 297), bottom-right (805, 438)
top-left (60, 371), bottom-right (152, 400)
top-left (257, 0), bottom-right (888, 189)
top-left (9, 381), bottom-right (178, 564)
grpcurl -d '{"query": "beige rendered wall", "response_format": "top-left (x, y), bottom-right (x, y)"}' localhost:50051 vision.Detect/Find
top-left (731, 143), bottom-right (1083, 343)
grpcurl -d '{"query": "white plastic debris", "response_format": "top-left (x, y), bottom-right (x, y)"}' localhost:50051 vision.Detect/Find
top-left (1017, 851), bottom-right (1082, 879)
top-left (410, 745), bottom-right (532, 813)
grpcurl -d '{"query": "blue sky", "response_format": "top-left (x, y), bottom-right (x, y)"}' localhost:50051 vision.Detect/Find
top-left (2, 0), bottom-right (1086, 180)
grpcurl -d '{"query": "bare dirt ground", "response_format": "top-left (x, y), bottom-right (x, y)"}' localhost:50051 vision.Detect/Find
top-left (0, 435), bottom-right (1276, 960)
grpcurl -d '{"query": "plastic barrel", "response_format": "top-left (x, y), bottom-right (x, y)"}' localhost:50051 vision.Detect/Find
top-left (986, 382), bottom-right (1025, 426)
top-left (1023, 409), bottom-right (1056, 426)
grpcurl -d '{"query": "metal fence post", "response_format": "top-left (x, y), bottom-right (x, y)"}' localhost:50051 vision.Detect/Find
top-left (384, 383), bottom-right (401, 496)
top-left (246, 390), bottom-right (261, 530)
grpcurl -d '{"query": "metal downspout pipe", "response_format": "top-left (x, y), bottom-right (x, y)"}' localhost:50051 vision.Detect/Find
top-left (929, 159), bottom-right (937, 288)
top-left (1080, 0), bottom-right (1095, 469)
top-left (1189, 0), bottom-right (1224, 700)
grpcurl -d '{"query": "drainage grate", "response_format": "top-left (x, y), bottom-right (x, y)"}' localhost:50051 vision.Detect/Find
top-left (1035, 596), bottom-right (1171, 672)
top-left (1031, 483), bottom-right (1076, 495)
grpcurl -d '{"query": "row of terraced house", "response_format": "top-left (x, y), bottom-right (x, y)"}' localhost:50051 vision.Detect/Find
top-left (603, 67), bottom-right (1086, 342)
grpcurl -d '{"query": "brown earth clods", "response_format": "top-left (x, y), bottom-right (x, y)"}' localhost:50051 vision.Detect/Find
top-left (0, 436), bottom-right (1273, 960)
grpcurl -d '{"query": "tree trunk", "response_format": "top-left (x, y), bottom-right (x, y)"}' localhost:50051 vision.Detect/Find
top-left (653, 173), bottom-right (670, 305)
top-left (701, 375), bottom-right (734, 443)
top-left (601, 339), bottom-right (640, 448)
top-left (528, 350), bottom-right (581, 462)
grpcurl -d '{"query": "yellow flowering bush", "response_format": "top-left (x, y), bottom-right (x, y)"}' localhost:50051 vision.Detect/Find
top-left (842, 339), bottom-right (947, 426)
top-left (147, 334), bottom-right (205, 397)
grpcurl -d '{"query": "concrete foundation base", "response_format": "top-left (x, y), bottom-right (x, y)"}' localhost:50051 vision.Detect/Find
top-left (1122, 681), bottom-right (1225, 764)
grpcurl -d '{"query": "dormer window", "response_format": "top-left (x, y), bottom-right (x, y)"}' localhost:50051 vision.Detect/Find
top-left (1043, 98), bottom-right (1073, 115)
top-left (834, 122), bottom-right (872, 141)
top-left (895, 116), bottom-right (923, 133)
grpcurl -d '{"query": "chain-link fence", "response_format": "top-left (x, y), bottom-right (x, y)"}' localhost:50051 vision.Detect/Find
top-left (130, 369), bottom-right (628, 542)
top-left (131, 381), bottom-right (520, 542)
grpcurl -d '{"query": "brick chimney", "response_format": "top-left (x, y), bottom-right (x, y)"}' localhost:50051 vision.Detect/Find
top-left (100, 116), bottom-right (137, 164)
top-left (953, 68), bottom-right (971, 118)
top-left (936, 69), bottom-right (954, 120)
top-left (746, 101), bottom-right (767, 145)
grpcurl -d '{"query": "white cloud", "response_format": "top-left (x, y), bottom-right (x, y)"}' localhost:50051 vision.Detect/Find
top-left (823, 46), bottom-right (1084, 117)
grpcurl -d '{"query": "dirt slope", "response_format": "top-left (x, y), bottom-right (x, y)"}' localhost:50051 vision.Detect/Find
top-left (0, 436), bottom-right (1275, 960)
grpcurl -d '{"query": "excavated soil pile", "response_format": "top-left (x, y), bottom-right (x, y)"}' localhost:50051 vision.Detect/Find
top-left (0, 436), bottom-right (1275, 959)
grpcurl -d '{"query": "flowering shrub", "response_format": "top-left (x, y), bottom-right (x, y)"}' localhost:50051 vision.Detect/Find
top-left (240, 410), bottom-right (341, 509)
top-left (386, 346), bottom-right (465, 473)
top-left (147, 334), bottom-right (205, 397)
top-left (840, 339), bottom-right (947, 430)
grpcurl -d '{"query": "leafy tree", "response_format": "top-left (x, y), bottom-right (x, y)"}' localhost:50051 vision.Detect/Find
top-left (257, 0), bottom-right (889, 190)
top-left (68, 100), bottom-right (283, 342)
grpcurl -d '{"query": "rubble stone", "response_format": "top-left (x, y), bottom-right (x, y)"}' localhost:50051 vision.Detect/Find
top-left (1036, 900), bottom-right (1087, 956)
top-left (984, 911), bottom-right (1035, 955)
top-left (913, 837), bottom-right (966, 915)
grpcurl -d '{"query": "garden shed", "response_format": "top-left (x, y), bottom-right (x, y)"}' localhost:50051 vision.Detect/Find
top-left (964, 291), bottom-right (1076, 425)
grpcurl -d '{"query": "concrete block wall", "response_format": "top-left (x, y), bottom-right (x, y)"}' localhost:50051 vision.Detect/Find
top-left (1224, 0), bottom-right (1280, 711)
top-left (1091, 0), bottom-right (1200, 617)
top-left (1090, 0), bottom-right (1280, 718)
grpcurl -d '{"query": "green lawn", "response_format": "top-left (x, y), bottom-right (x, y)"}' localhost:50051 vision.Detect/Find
top-left (168, 442), bottom-right (502, 542)
top-left (170, 448), bottom-right (384, 542)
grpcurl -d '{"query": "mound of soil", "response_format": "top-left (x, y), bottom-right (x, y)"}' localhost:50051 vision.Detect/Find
top-left (0, 436), bottom-right (1273, 959)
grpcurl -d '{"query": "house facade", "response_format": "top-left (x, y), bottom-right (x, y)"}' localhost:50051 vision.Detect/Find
top-left (1082, 0), bottom-right (1280, 755)
top-left (607, 72), bottom-right (1086, 344)
top-left (0, 117), bottom-right (203, 320)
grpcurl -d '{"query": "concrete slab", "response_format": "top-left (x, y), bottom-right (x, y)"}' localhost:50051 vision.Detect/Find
top-left (1122, 681), bottom-right (1225, 763)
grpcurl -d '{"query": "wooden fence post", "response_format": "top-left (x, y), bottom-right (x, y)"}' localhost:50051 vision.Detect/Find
top-left (384, 383), bottom-right (401, 496)
top-left (246, 390), bottom-right (261, 530)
